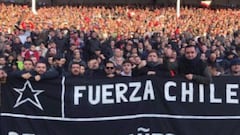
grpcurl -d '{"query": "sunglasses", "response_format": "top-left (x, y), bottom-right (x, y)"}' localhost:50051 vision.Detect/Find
top-left (106, 67), bottom-right (114, 69)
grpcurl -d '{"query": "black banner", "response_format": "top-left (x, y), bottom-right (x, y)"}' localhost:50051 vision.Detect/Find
top-left (1, 76), bottom-right (240, 135)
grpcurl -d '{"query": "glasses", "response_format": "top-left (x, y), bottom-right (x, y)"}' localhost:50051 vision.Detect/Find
top-left (106, 67), bottom-right (114, 69)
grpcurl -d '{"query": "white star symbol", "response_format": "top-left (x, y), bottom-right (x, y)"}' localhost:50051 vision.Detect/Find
top-left (13, 80), bottom-right (44, 110)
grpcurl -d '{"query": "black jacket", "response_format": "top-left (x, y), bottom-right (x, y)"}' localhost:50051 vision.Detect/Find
top-left (132, 62), bottom-right (172, 77)
top-left (178, 56), bottom-right (212, 84)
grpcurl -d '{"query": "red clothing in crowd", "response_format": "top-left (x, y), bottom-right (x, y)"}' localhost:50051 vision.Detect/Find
top-left (25, 50), bottom-right (40, 61)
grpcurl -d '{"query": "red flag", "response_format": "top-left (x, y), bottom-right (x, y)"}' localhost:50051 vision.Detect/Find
top-left (201, 0), bottom-right (212, 8)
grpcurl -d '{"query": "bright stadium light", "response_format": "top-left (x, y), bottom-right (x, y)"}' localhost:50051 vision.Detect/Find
top-left (32, 0), bottom-right (38, 15)
top-left (176, 0), bottom-right (180, 18)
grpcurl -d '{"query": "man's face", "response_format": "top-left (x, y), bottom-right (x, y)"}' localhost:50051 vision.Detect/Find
top-left (104, 63), bottom-right (115, 75)
top-left (122, 63), bottom-right (132, 74)
top-left (35, 63), bottom-right (47, 75)
top-left (79, 66), bottom-right (85, 75)
top-left (185, 46), bottom-right (197, 60)
top-left (92, 32), bottom-right (97, 38)
top-left (5, 45), bottom-right (12, 51)
top-left (114, 48), bottom-right (123, 57)
top-left (0, 58), bottom-right (6, 65)
top-left (71, 64), bottom-right (81, 76)
top-left (164, 47), bottom-right (173, 58)
top-left (30, 45), bottom-right (36, 51)
top-left (231, 64), bottom-right (240, 75)
top-left (24, 61), bottom-right (34, 71)
top-left (147, 52), bottom-right (158, 63)
top-left (48, 57), bottom-right (53, 65)
top-left (88, 59), bottom-right (99, 70)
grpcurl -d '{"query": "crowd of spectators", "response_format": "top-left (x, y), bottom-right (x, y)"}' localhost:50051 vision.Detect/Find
top-left (0, 3), bottom-right (240, 85)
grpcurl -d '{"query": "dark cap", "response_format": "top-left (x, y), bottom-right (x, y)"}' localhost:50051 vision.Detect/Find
top-left (231, 58), bottom-right (240, 66)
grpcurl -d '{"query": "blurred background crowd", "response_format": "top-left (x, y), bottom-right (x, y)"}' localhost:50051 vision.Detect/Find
top-left (0, 3), bottom-right (239, 83)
